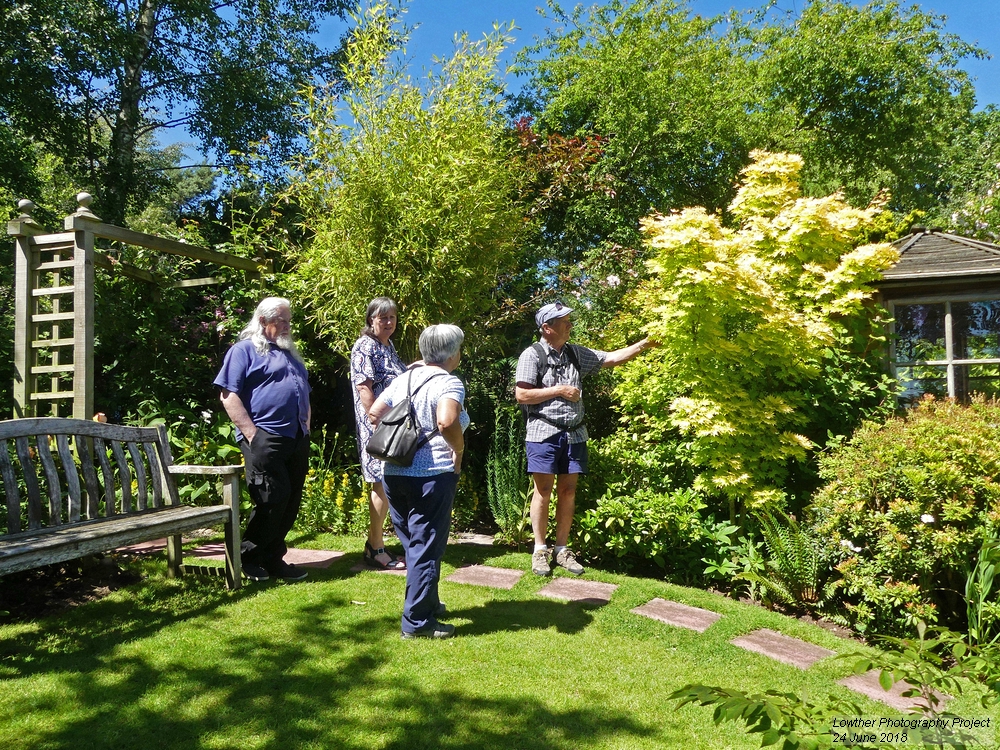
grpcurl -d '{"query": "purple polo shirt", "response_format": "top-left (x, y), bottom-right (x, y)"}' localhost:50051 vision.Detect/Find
top-left (213, 339), bottom-right (310, 441)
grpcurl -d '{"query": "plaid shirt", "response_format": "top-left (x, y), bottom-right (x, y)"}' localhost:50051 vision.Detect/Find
top-left (516, 340), bottom-right (607, 443)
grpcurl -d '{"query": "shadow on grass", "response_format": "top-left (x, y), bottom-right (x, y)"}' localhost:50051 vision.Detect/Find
top-left (378, 690), bottom-right (655, 750)
top-left (2, 589), bottom-right (656, 750)
top-left (453, 598), bottom-right (594, 636)
top-left (0, 572), bottom-right (254, 678)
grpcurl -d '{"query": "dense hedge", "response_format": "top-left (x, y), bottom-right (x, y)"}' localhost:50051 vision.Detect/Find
top-left (809, 396), bottom-right (1000, 635)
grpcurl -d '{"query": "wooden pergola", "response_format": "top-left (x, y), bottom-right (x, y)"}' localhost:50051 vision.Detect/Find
top-left (6, 193), bottom-right (268, 420)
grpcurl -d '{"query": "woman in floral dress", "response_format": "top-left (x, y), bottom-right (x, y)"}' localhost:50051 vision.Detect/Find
top-left (351, 297), bottom-right (408, 569)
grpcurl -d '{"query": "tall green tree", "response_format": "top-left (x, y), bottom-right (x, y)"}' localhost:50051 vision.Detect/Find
top-left (513, 0), bottom-right (983, 328)
top-left (1, 0), bottom-right (351, 225)
top-left (747, 0), bottom-right (983, 209)
top-left (287, 2), bottom-right (528, 360)
top-left (515, 0), bottom-right (755, 265)
top-left (934, 107), bottom-right (1000, 241)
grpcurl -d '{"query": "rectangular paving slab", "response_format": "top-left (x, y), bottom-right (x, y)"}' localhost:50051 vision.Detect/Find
top-left (838, 670), bottom-right (950, 712)
top-left (448, 533), bottom-right (495, 546)
top-left (631, 598), bottom-right (721, 632)
top-left (445, 565), bottom-right (524, 589)
top-left (118, 539), bottom-right (168, 555)
top-left (730, 628), bottom-right (835, 669)
top-left (536, 578), bottom-right (617, 604)
top-left (349, 562), bottom-right (407, 575)
top-left (194, 544), bottom-right (344, 569)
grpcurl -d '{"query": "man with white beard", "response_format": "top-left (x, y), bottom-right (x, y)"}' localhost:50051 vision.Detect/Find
top-left (215, 297), bottom-right (311, 582)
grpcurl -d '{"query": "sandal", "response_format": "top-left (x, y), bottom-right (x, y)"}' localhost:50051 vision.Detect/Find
top-left (364, 540), bottom-right (406, 570)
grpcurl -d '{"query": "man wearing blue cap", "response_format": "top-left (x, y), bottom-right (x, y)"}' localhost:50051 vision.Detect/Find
top-left (515, 302), bottom-right (655, 576)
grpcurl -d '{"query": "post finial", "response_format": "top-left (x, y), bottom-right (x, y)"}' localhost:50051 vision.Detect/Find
top-left (16, 199), bottom-right (35, 220)
top-left (72, 192), bottom-right (101, 221)
top-left (9, 198), bottom-right (43, 233)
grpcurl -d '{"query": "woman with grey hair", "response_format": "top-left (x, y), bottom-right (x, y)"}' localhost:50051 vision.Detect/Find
top-left (351, 297), bottom-right (408, 569)
top-left (369, 324), bottom-right (469, 639)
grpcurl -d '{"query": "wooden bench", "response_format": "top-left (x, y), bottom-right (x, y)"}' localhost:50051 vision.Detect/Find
top-left (0, 417), bottom-right (243, 589)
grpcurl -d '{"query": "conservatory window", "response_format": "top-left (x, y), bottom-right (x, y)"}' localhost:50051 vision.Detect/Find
top-left (891, 298), bottom-right (1000, 402)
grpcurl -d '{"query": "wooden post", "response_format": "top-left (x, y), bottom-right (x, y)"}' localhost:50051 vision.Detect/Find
top-left (64, 194), bottom-right (97, 421)
top-left (7, 200), bottom-right (47, 418)
top-left (222, 470), bottom-right (243, 589)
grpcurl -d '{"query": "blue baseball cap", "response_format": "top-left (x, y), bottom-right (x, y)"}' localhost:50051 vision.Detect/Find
top-left (535, 301), bottom-right (573, 328)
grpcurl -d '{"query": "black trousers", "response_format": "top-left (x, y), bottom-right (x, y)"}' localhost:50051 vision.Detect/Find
top-left (238, 429), bottom-right (310, 569)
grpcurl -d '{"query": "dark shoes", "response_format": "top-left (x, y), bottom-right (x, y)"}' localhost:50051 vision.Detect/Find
top-left (269, 560), bottom-right (308, 582)
top-left (401, 622), bottom-right (455, 640)
top-left (364, 540), bottom-right (406, 570)
top-left (243, 563), bottom-right (270, 582)
top-left (244, 559), bottom-right (307, 583)
top-left (399, 603), bottom-right (451, 639)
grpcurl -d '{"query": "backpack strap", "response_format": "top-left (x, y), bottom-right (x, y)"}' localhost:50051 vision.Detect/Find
top-left (532, 342), bottom-right (547, 387)
top-left (526, 343), bottom-right (585, 431)
top-left (406, 370), bottom-right (447, 450)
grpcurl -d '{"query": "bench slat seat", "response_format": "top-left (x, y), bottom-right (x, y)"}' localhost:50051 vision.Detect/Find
top-left (0, 417), bottom-right (242, 589)
top-left (0, 504), bottom-right (231, 576)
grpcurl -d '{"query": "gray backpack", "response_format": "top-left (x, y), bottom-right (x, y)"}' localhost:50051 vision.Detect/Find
top-left (367, 371), bottom-right (445, 466)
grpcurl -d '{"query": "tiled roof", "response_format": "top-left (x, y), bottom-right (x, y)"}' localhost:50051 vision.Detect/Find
top-left (885, 230), bottom-right (1000, 280)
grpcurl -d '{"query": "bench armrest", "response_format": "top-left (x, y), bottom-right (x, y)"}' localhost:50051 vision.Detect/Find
top-left (168, 464), bottom-right (244, 477)
top-left (166, 464), bottom-right (244, 590)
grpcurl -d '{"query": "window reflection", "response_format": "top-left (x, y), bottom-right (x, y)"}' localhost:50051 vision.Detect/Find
top-left (952, 301), bottom-right (1000, 360)
top-left (893, 299), bottom-right (1000, 403)
top-left (894, 304), bottom-right (946, 362)
top-left (896, 365), bottom-right (947, 404)
top-left (955, 363), bottom-right (1000, 402)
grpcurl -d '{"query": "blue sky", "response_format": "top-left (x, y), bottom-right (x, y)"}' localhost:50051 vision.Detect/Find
top-left (329, 0), bottom-right (1000, 109)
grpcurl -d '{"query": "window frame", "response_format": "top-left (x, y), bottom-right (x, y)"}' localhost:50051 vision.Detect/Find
top-left (889, 292), bottom-right (1000, 400)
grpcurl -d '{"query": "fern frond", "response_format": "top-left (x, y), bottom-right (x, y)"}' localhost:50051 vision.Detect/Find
top-left (755, 509), bottom-right (822, 606)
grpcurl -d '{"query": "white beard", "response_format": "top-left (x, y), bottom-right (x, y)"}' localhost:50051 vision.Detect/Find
top-left (272, 332), bottom-right (303, 362)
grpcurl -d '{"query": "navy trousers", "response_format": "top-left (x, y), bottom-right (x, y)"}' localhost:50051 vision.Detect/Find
top-left (238, 429), bottom-right (310, 570)
top-left (385, 472), bottom-right (458, 634)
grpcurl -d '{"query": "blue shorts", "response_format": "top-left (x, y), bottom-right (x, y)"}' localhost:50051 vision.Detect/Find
top-left (526, 432), bottom-right (588, 475)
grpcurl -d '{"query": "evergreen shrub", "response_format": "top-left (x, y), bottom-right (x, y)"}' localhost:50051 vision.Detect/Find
top-left (810, 396), bottom-right (1000, 636)
top-left (575, 487), bottom-right (729, 580)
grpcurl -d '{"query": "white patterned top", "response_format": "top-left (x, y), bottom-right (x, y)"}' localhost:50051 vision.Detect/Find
top-left (376, 367), bottom-right (469, 477)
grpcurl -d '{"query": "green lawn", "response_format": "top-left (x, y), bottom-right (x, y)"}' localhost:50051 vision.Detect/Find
top-left (1, 535), bottom-right (996, 749)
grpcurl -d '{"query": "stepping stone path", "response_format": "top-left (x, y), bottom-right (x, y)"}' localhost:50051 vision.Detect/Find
top-left (118, 539), bottom-right (170, 555)
top-left (116, 539), bottom-right (951, 714)
top-left (838, 670), bottom-right (951, 711)
top-left (632, 598), bottom-right (721, 633)
top-left (731, 628), bottom-right (835, 670)
top-left (445, 565), bottom-right (524, 589)
top-left (449, 533), bottom-right (495, 546)
top-left (195, 544), bottom-right (344, 569)
top-left (537, 578), bottom-right (617, 605)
